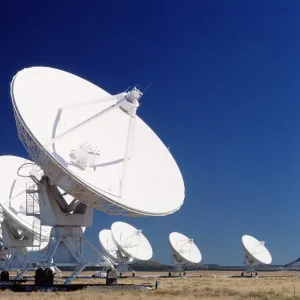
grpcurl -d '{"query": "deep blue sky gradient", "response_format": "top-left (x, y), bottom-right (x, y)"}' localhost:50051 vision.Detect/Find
top-left (1, 0), bottom-right (300, 265)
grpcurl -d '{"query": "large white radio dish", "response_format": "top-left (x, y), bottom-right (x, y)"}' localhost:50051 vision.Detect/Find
top-left (242, 234), bottom-right (272, 266)
top-left (169, 232), bottom-right (202, 265)
top-left (111, 221), bottom-right (152, 261)
top-left (11, 66), bottom-right (185, 216)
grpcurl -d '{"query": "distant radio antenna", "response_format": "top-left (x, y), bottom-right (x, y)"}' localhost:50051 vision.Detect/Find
top-left (99, 222), bottom-right (152, 273)
top-left (241, 234), bottom-right (272, 276)
top-left (169, 232), bottom-right (202, 276)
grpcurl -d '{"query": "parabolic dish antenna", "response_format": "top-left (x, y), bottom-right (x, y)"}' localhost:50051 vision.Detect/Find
top-left (111, 221), bottom-right (152, 261)
top-left (242, 235), bottom-right (272, 265)
top-left (169, 232), bottom-right (202, 264)
top-left (99, 228), bottom-right (135, 268)
top-left (0, 155), bottom-right (51, 245)
top-left (11, 66), bottom-right (185, 216)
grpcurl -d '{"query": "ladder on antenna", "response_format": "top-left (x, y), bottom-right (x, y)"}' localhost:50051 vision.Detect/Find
top-left (26, 182), bottom-right (40, 218)
top-left (25, 182), bottom-right (43, 248)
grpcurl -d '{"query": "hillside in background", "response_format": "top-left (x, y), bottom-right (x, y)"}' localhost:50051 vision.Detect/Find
top-left (128, 258), bottom-right (300, 272)
top-left (73, 257), bottom-right (300, 272)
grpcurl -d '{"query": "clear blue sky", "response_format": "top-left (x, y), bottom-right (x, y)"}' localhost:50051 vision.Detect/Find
top-left (1, 0), bottom-right (300, 266)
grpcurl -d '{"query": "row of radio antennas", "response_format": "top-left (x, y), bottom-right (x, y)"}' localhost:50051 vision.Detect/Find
top-left (0, 192), bottom-right (272, 276)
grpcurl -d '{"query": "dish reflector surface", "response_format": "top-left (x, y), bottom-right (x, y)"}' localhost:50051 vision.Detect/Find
top-left (242, 235), bottom-right (272, 264)
top-left (169, 232), bottom-right (201, 264)
top-left (111, 221), bottom-right (152, 261)
top-left (0, 155), bottom-right (51, 241)
top-left (99, 229), bottom-right (118, 261)
top-left (11, 67), bottom-right (184, 216)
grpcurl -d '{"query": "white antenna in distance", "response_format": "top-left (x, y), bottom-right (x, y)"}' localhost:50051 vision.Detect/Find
top-left (241, 234), bottom-right (272, 276)
top-left (169, 232), bottom-right (202, 276)
top-left (111, 221), bottom-right (153, 263)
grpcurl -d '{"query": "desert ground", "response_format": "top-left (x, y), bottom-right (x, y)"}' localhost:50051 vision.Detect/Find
top-left (2, 271), bottom-right (300, 299)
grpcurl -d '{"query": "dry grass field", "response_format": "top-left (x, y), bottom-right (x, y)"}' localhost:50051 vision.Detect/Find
top-left (1, 271), bottom-right (300, 299)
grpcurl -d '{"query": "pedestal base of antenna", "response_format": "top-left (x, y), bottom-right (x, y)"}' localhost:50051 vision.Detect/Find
top-left (45, 227), bottom-right (85, 265)
top-left (28, 178), bottom-right (111, 284)
top-left (41, 227), bottom-right (110, 284)
top-left (169, 264), bottom-right (185, 277)
top-left (115, 264), bottom-right (134, 273)
top-left (243, 262), bottom-right (259, 273)
top-left (232, 263), bottom-right (258, 278)
top-left (241, 266), bottom-right (259, 278)
top-left (240, 271), bottom-right (258, 278)
top-left (169, 248), bottom-right (189, 277)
